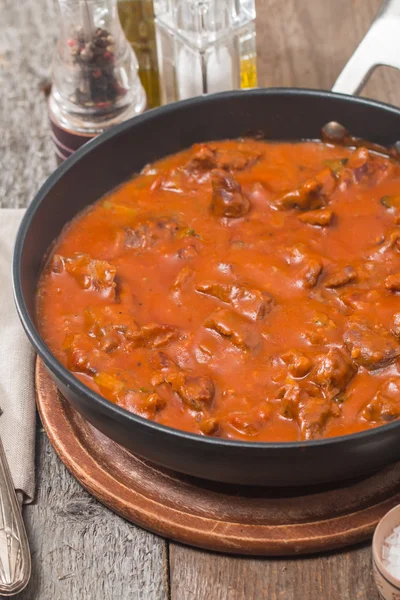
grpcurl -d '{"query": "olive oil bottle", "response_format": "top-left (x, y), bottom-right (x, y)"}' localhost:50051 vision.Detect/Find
top-left (118, 0), bottom-right (161, 108)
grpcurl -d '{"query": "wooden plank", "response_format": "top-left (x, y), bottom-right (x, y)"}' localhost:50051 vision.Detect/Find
top-left (19, 432), bottom-right (169, 600)
top-left (256, 0), bottom-right (400, 107)
top-left (169, 544), bottom-right (379, 600)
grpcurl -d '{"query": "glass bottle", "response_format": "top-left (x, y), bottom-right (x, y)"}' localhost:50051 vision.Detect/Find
top-left (153, 0), bottom-right (257, 104)
top-left (49, 0), bottom-right (146, 162)
top-left (118, 0), bottom-right (161, 108)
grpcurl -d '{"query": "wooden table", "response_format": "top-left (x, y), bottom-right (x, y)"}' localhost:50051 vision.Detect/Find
top-left (2, 0), bottom-right (400, 597)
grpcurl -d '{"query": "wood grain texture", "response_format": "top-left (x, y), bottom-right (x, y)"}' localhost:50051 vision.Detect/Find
top-left (170, 543), bottom-right (378, 600)
top-left (19, 432), bottom-right (169, 600)
top-left (256, 0), bottom-right (400, 107)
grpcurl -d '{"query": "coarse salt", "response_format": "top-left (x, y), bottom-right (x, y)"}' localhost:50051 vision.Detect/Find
top-left (382, 526), bottom-right (400, 579)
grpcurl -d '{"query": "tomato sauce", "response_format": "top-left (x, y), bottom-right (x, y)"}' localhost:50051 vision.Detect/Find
top-left (36, 139), bottom-right (400, 442)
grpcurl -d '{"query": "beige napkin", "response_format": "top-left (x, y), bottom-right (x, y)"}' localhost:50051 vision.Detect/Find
top-left (0, 209), bottom-right (35, 503)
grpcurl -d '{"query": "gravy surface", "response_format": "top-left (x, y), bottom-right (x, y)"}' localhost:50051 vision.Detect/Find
top-left (37, 139), bottom-right (400, 441)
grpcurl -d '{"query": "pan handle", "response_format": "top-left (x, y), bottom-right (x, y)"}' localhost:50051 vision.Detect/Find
top-left (332, 0), bottom-right (400, 95)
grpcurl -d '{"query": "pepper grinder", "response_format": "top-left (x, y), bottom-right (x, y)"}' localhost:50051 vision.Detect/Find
top-left (49, 0), bottom-right (146, 162)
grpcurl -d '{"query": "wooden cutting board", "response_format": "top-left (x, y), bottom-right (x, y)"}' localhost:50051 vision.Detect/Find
top-left (35, 357), bottom-right (400, 556)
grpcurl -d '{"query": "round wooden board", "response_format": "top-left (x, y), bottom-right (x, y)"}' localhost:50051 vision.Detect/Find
top-left (36, 357), bottom-right (400, 556)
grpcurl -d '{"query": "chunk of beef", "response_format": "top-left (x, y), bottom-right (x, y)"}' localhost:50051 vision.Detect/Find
top-left (53, 253), bottom-right (117, 299)
top-left (204, 307), bottom-right (261, 351)
top-left (85, 306), bottom-right (175, 351)
top-left (274, 167), bottom-right (336, 210)
top-left (338, 289), bottom-right (379, 313)
top-left (224, 399), bottom-right (274, 437)
top-left (343, 320), bottom-right (400, 370)
top-left (184, 145), bottom-right (217, 175)
top-left (298, 208), bottom-right (334, 226)
top-left (281, 349), bottom-right (312, 378)
top-left (338, 147), bottom-right (395, 190)
top-left (299, 257), bottom-right (323, 288)
top-left (125, 216), bottom-right (185, 250)
top-left (126, 323), bottom-right (177, 349)
top-left (122, 390), bottom-right (166, 419)
top-left (349, 148), bottom-right (380, 184)
top-left (391, 313), bottom-right (400, 339)
top-left (385, 273), bottom-right (400, 292)
top-left (162, 370), bottom-right (215, 411)
top-left (196, 281), bottom-right (273, 321)
top-left (378, 229), bottom-right (400, 254)
top-left (85, 305), bottom-right (138, 337)
top-left (199, 417), bottom-right (219, 436)
top-left (63, 333), bottom-right (99, 375)
top-left (84, 305), bottom-right (139, 352)
top-left (150, 351), bottom-right (175, 371)
top-left (215, 147), bottom-right (261, 171)
top-left (288, 245), bottom-right (323, 289)
top-left (279, 383), bottom-right (339, 440)
top-left (297, 396), bottom-right (339, 440)
top-left (225, 412), bottom-right (261, 437)
top-left (210, 169), bottom-right (250, 218)
top-left (279, 383), bottom-right (308, 419)
top-left (184, 144), bottom-right (261, 177)
top-left (362, 378), bottom-right (400, 422)
top-left (311, 348), bottom-right (356, 398)
top-left (177, 245), bottom-right (198, 259)
top-left (98, 328), bottom-right (121, 353)
top-left (171, 267), bottom-right (194, 294)
top-left (324, 265), bottom-right (357, 288)
top-left (51, 254), bottom-right (64, 274)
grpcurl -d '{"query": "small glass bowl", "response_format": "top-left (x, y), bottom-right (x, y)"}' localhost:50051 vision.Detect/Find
top-left (372, 504), bottom-right (400, 599)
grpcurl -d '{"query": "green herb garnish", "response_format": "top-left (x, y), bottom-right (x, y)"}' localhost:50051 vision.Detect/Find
top-left (324, 158), bottom-right (348, 175)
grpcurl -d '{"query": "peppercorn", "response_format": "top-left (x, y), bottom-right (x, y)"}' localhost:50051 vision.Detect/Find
top-left (68, 25), bottom-right (126, 108)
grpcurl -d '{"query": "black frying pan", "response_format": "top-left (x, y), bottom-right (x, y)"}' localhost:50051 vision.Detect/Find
top-left (12, 2), bottom-right (400, 487)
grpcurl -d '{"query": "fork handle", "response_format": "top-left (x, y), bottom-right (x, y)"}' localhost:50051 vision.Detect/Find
top-left (0, 436), bottom-right (31, 595)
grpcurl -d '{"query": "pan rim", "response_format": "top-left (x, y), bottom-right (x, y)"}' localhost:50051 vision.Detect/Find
top-left (13, 86), bottom-right (400, 452)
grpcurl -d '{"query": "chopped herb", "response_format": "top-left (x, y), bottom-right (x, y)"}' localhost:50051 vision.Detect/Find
top-left (324, 158), bottom-right (348, 174)
top-left (139, 386), bottom-right (150, 393)
top-left (175, 227), bottom-right (201, 240)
